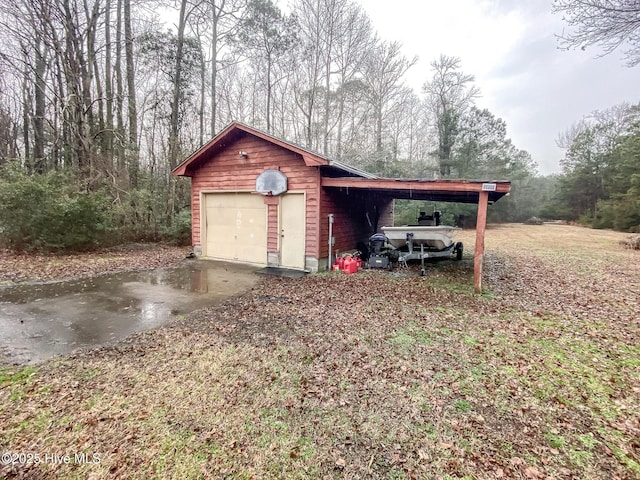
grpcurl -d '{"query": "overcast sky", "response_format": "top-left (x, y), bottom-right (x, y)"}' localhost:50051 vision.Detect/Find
top-left (356, 0), bottom-right (640, 175)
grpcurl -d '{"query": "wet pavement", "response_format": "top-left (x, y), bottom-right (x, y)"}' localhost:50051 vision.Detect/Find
top-left (0, 261), bottom-right (259, 364)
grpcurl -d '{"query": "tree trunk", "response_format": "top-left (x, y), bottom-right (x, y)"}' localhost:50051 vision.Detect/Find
top-left (124, 0), bottom-right (138, 186)
top-left (61, 0), bottom-right (91, 173)
top-left (323, 60), bottom-right (331, 155)
top-left (375, 101), bottom-right (383, 152)
top-left (86, 0), bottom-right (104, 158)
top-left (169, 0), bottom-right (188, 170)
top-left (33, 37), bottom-right (46, 173)
top-left (53, 53), bottom-right (70, 168)
top-left (21, 58), bottom-right (30, 162)
top-left (322, 0), bottom-right (337, 156)
top-left (336, 94), bottom-right (344, 159)
top-left (105, 0), bottom-right (114, 161)
top-left (199, 38), bottom-right (206, 146)
top-left (266, 53), bottom-right (272, 133)
top-left (115, 0), bottom-right (125, 177)
top-left (210, 5), bottom-right (218, 137)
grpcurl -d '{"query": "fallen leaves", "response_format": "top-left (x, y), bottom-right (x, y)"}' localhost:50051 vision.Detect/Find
top-left (1, 224), bottom-right (639, 479)
top-left (0, 243), bottom-right (191, 284)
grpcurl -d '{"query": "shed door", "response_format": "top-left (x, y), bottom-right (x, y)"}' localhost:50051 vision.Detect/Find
top-left (204, 193), bottom-right (267, 264)
top-left (279, 193), bottom-right (306, 269)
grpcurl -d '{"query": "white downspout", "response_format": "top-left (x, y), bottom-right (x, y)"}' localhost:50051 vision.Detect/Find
top-left (328, 213), bottom-right (334, 270)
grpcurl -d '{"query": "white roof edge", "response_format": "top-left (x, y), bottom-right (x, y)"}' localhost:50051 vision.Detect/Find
top-left (328, 160), bottom-right (379, 179)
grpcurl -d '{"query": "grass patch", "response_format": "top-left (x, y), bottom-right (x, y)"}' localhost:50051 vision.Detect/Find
top-left (453, 399), bottom-right (472, 412)
top-left (0, 365), bottom-right (37, 385)
top-left (389, 324), bottom-right (432, 352)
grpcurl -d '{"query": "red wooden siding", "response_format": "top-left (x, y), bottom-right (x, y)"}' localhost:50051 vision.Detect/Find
top-left (190, 133), bottom-right (320, 256)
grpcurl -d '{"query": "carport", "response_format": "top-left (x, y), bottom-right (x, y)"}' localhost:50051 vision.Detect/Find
top-left (321, 177), bottom-right (511, 293)
top-left (173, 122), bottom-right (511, 293)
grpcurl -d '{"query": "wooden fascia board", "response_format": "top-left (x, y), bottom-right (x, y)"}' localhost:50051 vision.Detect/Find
top-left (172, 123), bottom-right (240, 176)
top-left (320, 177), bottom-right (511, 194)
top-left (302, 154), bottom-right (328, 167)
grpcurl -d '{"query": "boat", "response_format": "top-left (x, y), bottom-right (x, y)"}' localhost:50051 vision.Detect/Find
top-left (378, 210), bottom-right (463, 274)
top-left (381, 225), bottom-right (460, 251)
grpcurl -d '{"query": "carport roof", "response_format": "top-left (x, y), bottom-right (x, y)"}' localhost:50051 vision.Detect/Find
top-left (321, 177), bottom-right (511, 204)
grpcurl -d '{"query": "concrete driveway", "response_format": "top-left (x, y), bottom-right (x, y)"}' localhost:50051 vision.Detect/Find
top-left (0, 260), bottom-right (258, 364)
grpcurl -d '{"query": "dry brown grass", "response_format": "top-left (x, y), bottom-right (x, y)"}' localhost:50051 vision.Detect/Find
top-left (1, 224), bottom-right (639, 479)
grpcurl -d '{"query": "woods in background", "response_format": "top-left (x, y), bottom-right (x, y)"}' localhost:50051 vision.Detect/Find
top-left (543, 103), bottom-right (640, 231)
top-left (0, 0), bottom-right (637, 251)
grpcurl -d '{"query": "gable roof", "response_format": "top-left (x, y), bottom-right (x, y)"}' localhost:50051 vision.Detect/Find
top-left (171, 121), bottom-right (377, 178)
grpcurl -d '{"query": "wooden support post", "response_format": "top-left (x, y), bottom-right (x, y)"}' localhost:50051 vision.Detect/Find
top-left (474, 191), bottom-right (489, 294)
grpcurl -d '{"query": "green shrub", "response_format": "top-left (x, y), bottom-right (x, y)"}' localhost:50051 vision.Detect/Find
top-left (594, 195), bottom-right (640, 232)
top-left (161, 208), bottom-right (192, 245)
top-left (578, 210), bottom-right (594, 227)
top-left (0, 163), bottom-right (110, 251)
top-left (108, 187), bottom-right (162, 242)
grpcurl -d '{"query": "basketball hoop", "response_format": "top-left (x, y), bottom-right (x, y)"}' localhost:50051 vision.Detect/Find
top-left (256, 170), bottom-right (287, 196)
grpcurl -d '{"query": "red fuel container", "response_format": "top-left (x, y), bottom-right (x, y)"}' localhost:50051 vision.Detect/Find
top-left (343, 256), bottom-right (358, 274)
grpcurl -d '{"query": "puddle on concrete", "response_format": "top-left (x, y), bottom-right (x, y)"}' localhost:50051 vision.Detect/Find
top-left (0, 261), bottom-right (258, 365)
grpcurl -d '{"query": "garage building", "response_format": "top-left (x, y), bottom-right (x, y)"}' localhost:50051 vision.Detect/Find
top-left (172, 122), bottom-right (510, 290)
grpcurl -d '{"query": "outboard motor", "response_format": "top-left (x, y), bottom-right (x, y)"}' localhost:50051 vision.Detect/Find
top-left (368, 233), bottom-right (392, 269)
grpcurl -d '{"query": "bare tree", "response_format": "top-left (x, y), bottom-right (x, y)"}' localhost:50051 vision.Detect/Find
top-left (115, 0), bottom-right (125, 172)
top-left (423, 55), bottom-right (479, 177)
top-left (124, 0), bottom-right (138, 185)
top-left (237, 0), bottom-right (297, 133)
top-left (332, 2), bottom-right (373, 159)
top-left (32, 37), bottom-right (46, 172)
top-left (104, 0), bottom-right (114, 159)
top-left (293, 0), bottom-right (326, 150)
top-left (201, 0), bottom-right (243, 137)
top-left (169, 0), bottom-right (189, 170)
top-left (362, 39), bottom-right (417, 165)
top-left (553, 0), bottom-right (640, 66)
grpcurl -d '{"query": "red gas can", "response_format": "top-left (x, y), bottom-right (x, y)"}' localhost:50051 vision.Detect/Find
top-left (342, 256), bottom-right (351, 273)
top-left (343, 256), bottom-right (358, 274)
top-left (348, 259), bottom-right (358, 274)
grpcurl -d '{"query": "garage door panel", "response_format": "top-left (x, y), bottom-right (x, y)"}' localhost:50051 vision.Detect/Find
top-left (204, 193), bottom-right (267, 264)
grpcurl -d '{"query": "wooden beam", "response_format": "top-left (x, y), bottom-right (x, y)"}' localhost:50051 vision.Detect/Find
top-left (320, 177), bottom-right (511, 194)
top-left (474, 190), bottom-right (489, 294)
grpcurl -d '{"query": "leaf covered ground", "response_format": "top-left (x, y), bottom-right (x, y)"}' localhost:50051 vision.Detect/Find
top-left (1, 224), bottom-right (639, 479)
top-left (0, 243), bottom-right (191, 285)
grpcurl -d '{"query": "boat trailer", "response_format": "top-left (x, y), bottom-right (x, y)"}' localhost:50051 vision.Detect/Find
top-left (394, 231), bottom-right (463, 275)
top-left (367, 210), bottom-right (463, 275)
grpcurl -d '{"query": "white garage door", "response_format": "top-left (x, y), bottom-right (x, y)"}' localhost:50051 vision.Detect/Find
top-left (203, 192), bottom-right (267, 264)
top-left (279, 193), bottom-right (306, 269)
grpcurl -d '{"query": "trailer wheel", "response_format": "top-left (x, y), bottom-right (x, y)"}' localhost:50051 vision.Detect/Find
top-left (455, 242), bottom-right (463, 261)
